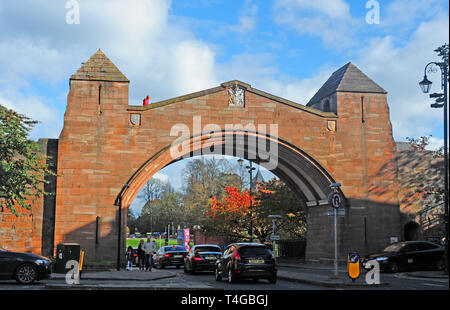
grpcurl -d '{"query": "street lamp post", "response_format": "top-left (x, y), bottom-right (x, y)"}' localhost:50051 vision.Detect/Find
top-left (419, 61), bottom-right (449, 275)
top-left (238, 158), bottom-right (256, 242)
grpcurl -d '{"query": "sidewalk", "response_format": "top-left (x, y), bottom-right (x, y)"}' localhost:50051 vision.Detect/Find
top-left (50, 268), bottom-right (177, 282)
top-left (276, 259), bottom-right (448, 288)
top-left (276, 261), bottom-right (388, 288)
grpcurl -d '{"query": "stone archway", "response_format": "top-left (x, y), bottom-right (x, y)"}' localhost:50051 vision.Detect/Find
top-left (32, 50), bottom-right (401, 265)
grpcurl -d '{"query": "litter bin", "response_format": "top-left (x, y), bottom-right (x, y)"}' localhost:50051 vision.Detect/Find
top-left (54, 243), bottom-right (81, 273)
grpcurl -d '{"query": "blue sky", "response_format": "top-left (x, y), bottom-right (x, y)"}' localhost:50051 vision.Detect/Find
top-left (0, 0), bottom-right (448, 214)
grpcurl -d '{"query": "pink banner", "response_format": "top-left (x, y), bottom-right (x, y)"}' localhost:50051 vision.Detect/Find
top-left (184, 229), bottom-right (190, 251)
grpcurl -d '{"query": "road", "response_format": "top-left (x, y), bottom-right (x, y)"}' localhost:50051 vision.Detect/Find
top-left (0, 266), bottom-right (447, 290)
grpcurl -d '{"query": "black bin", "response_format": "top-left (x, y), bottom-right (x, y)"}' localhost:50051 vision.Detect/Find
top-left (54, 243), bottom-right (81, 273)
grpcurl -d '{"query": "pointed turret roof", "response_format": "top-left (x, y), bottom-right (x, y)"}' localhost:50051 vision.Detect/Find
top-left (306, 62), bottom-right (386, 106)
top-left (70, 49), bottom-right (129, 83)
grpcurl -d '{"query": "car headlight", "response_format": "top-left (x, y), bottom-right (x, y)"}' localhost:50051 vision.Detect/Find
top-left (375, 257), bottom-right (388, 262)
top-left (36, 259), bottom-right (50, 265)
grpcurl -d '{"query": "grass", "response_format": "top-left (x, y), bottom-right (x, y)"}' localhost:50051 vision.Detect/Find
top-left (126, 238), bottom-right (193, 250)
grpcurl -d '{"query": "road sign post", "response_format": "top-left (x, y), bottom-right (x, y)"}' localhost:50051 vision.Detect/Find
top-left (328, 183), bottom-right (343, 279)
top-left (268, 215), bottom-right (281, 258)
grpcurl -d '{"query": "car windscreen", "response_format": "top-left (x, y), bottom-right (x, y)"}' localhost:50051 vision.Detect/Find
top-left (382, 243), bottom-right (406, 252)
top-left (239, 246), bottom-right (271, 256)
top-left (164, 246), bottom-right (186, 252)
top-left (195, 246), bottom-right (221, 253)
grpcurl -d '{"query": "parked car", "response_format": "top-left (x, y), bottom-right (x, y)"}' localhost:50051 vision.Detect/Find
top-left (152, 245), bottom-right (188, 268)
top-left (0, 247), bottom-right (52, 284)
top-left (361, 241), bottom-right (445, 273)
top-left (215, 243), bottom-right (277, 284)
top-left (184, 244), bottom-right (222, 274)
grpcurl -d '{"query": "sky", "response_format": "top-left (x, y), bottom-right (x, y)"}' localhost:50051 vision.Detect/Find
top-left (0, 0), bottom-right (448, 214)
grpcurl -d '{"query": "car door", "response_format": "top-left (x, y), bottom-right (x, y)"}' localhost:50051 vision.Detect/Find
top-left (414, 242), bottom-right (440, 270)
top-left (219, 246), bottom-right (231, 274)
top-left (0, 251), bottom-right (16, 279)
top-left (399, 244), bottom-right (420, 271)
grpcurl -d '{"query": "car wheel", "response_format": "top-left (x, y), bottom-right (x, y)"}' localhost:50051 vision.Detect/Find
top-left (268, 274), bottom-right (277, 284)
top-left (189, 263), bottom-right (195, 275)
top-left (228, 268), bottom-right (236, 284)
top-left (388, 261), bottom-right (399, 273)
top-left (184, 262), bottom-right (189, 273)
top-left (15, 264), bottom-right (38, 285)
top-left (215, 267), bottom-right (222, 281)
top-left (214, 267), bottom-right (222, 281)
top-left (436, 258), bottom-right (445, 271)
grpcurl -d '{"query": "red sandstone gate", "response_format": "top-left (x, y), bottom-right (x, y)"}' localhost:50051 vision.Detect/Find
top-left (4, 49), bottom-right (402, 265)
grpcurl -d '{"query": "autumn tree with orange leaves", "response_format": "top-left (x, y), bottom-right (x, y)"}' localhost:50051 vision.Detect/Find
top-left (205, 179), bottom-right (307, 243)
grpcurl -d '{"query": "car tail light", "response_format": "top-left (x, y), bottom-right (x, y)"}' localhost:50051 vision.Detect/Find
top-left (193, 257), bottom-right (203, 261)
top-left (233, 251), bottom-right (241, 261)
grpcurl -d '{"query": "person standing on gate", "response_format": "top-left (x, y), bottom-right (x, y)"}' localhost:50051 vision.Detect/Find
top-left (142, 236), bottom-right (156, 271)
top-left (143, 95), bottom-right (150, 106)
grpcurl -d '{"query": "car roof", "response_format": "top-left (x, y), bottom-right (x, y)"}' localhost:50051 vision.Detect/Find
top-left (229, 243), bottom-right (269, 248)
top-left (193, 244), bottom-right (221, 248)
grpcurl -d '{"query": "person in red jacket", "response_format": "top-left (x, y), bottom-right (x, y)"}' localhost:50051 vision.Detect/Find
top-left (143, 95), bottom-right (150, 106)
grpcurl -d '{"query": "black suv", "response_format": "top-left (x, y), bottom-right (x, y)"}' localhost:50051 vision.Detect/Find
top-left (215, 243), bottom-right (277, 284)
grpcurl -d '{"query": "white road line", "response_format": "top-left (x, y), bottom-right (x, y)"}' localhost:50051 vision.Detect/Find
top-left (422, 283), bottom-right (447, 287)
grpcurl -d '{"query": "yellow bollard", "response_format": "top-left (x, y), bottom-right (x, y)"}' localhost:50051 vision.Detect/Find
top-left (347, 253), bottom-right (360, 282)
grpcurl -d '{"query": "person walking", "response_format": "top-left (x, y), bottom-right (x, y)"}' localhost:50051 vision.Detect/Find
top-left (126, 246), bottom-right (134, 271)
top-left (137, 239), bottom-right (145, 270)
top-left (142, 236), bottom-right (156, 271)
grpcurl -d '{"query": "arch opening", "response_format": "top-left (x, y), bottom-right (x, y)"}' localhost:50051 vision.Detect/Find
top-left (121, 131), bottom-right (341, 209)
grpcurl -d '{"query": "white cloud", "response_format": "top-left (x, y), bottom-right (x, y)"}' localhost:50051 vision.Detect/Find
top-left (152, 172), bottom-right (170, 183)
top-left (272, 0), bottom-right (357, 46)
top-left (0, 92), bottom-right (61, 139)
top-left (354, 13), bottom-right (449, 141)
top-left (229, 0), bottom-right (258, 34)
top-left (0, 0), bottom-right (218, 114)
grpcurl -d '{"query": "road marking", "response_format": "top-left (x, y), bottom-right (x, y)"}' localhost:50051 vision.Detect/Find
top-left (423, 283), bottom-right (446, 287)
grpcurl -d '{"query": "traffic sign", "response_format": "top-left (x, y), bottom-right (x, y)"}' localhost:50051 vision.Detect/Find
top-left (328, 191), bottom-right (343, 209)
top-left (327, 208), bottom-right (345, 217)
top-left (269, 234), bottom-right (280, 241)
top-left (347, 253), bottom-right (360, 281)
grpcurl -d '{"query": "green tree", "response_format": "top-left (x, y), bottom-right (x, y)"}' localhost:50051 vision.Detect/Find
top-left (0, 105), bottom-right (52, 216)
top-left (182, 156), bottom-right (243, 231)
top-left (434, 43), bottom-right (449, 81)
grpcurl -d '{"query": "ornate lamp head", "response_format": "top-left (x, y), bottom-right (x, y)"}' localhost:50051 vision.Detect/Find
top-left (419, 75), bottom-right (433, 93)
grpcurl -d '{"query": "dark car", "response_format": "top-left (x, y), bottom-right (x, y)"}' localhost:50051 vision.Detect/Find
top-left (184, 244), bottom-right (222, 274)
top-left (361, 241), bottom-right (445, 273)
top-left (0, 247), bottom-right (52, 284)
top-left (152, 245), bottom-right (188, 268)
top-left (215, 243), bottom-right (277, 284)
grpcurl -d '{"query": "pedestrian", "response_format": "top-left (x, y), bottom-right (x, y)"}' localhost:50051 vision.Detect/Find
top-left (142, 236), bottom-right (156, 271)
top-left (126, 246), bottom-right (134, 271)
top-left (137, 239), bottom-right (145, 270)
top-left (143, 95), bottom-right (150, 106)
